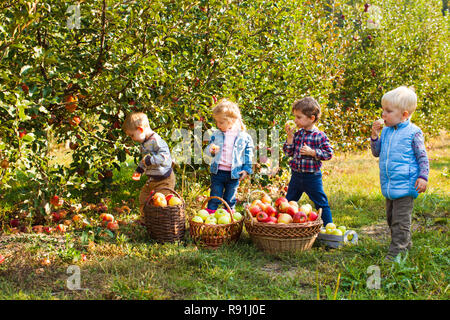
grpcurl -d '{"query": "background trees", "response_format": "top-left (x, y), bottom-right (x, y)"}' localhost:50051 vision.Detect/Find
top-left (1, 0), bottom-right (448, 218)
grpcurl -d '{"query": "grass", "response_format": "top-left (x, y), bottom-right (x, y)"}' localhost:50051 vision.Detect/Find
top-left (0, 132), bottom-right (448, 300)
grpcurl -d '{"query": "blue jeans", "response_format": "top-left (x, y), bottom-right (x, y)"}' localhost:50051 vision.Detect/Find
top-left (286, 170), bottom-right (333, 225)
top-left (207, 170), bottom-right (240, 211)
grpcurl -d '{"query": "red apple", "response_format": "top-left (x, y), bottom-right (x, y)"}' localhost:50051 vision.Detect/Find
top-left (0, 254), bottom-right (5, 264)
top-left (249, 205), bottom-right (262, 217)
top-left (256, 211), bottom-right (270, 222)
top-left (32, 225), bottom-right (44, 233)
top-left (308, 211), bottom-right (318, 221)
top-left (269, 216), bottom-right (278, 223)
top-left (286, 206), bottom-right (297, 217)
top-left (100, 213), bottom-right (114, 222)
top-left (278, 201), bottom-right (290, 213)
top-left (275, 197), bottom-right (288, 207)
top-left (107, 221), bottom-right (119, 231)
top-left (10, 218), bottom-right (20, 228)
top-left (165, 194), bottom-right (174, 202)
top-left (56, 224), bottom-right (67, 233)
top-left (264, 205), bottom-right (277, 217)
top-left (293, 212), bottom-right (308, 223)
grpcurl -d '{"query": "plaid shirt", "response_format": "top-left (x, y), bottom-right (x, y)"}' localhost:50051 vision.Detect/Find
top-left (283, 127), bottom-right (333, 173)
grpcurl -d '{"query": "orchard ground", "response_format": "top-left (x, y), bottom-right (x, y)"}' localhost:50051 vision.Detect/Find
top-left (0, 131), bottom-right (448, 300)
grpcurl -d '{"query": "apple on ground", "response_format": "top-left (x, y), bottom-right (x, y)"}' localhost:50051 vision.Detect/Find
top-left (275, 197), bottom-right (288, 208)
top-left (107, 221), bottom-right (119, 231)
top-left (292, 211), bottom-right (307, 223)
top-left (10, 218), bottom-right (20, 228)
top-left (32, 225), bottom-right (44, 233)
top-left (277, 213), bottom-right (293, 224)
top-left (56, 224), bottom-right (67, 233)
top-left (100, 213), bottom-right (114, 222)
top-left (0, 255), bottom-right (5, 264)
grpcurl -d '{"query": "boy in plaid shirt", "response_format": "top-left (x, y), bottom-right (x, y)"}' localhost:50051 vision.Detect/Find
top-left (283, 97), bottom-right (333, 225)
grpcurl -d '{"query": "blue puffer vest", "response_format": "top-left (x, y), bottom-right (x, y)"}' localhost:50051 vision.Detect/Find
top-left (379, 120), bottom-right (420, 200)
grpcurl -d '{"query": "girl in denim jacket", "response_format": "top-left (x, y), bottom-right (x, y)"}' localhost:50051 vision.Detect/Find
top-left (206, 99), bottom-right (254, 213)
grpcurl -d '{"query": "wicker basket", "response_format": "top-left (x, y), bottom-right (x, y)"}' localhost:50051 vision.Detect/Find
top-left (189, 196), bottom-right (243, 249)
top-left (244, 191), bottom-right (323, 254)
top-left (143, 187), bottom-right (186, 243)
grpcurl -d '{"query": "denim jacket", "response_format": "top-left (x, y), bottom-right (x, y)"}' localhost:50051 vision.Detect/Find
top-left (207, 129), bottom-right (254, 179)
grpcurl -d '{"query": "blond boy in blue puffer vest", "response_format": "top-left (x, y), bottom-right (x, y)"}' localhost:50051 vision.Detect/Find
top-left (370, 86), bottom-right (429, 261)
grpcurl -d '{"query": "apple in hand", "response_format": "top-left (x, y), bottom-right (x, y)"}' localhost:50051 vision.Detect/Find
top-left (293, 212), bottom-right (307, 223)
top-left (286, 120), bottom-right (297, 132)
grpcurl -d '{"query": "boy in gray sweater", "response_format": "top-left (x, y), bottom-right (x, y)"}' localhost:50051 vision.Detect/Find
top-left (122, 112), bottom-right (175, 215)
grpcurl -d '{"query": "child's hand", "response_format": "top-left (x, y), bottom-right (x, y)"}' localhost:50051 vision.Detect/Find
top-left (371, 119), bottom-right (384, 139)
top-left (415, 178), bottom-right (427, 193)
top-left (239, 171), bottom-right (248, 181)
top-left (300, 144), bottom-right (316, 157)
top-left (132, 172), bottom-right (141, 181)
top-left (210, 144), bottom-right (220, 155)
top-left (284, 122), bottom-right (295, 137)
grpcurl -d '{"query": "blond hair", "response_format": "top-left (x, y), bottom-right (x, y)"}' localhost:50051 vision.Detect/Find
top-left (381, 86), bottom-right (417, 114)
top-left (122, 112), bottom-right (150, 132)
top-left (212, 98), bottom-right (246, 130)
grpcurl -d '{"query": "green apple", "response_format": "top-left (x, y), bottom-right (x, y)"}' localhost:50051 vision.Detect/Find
top-left (331, 229), bottom-right (343, 236)
top-left (205, 216), bottom-right (217, 225)
top-left (218, 215), bottom-right (231, 225)
top-left (197, 209), bottom-right (210, 221)
top-left (338, 226), bottom-right (347, 234)
top-left (192, 216), bottom-right (204, 223)
top-left (347, 232), bottom-right (354, 241)
top-left (320, 228), bottom-right (326, 234)
top-left (233, 212), bottom-right (243, 221)
top-left (214, 209), bottom-right (230, 220)
top-left (325, 223), bottom-right (336, 234)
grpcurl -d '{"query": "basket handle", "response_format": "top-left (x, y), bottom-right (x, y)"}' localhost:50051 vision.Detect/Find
top-left (201, 196), bottom-right (235, 223)
top-left (145, 187), bottom-right (184, 207)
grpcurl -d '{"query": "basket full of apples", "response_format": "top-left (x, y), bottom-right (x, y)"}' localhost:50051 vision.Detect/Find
top-left (143, 187), bottom-right (186, 243)
top-left (189, 196), bottom-right (244, 249)
top-left (244, 191), bottom-right (323, 254)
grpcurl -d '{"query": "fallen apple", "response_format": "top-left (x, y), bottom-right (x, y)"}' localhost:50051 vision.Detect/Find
top-left (107, 221), bottom-right (119, 231)
top-left (100, 213), bottom-right (115, 222)
top-left (0, 254), bottom-right (5, 264)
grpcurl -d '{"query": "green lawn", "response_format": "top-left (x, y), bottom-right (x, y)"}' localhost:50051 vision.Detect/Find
top-left (0, 132), bottom-right (448, 300)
